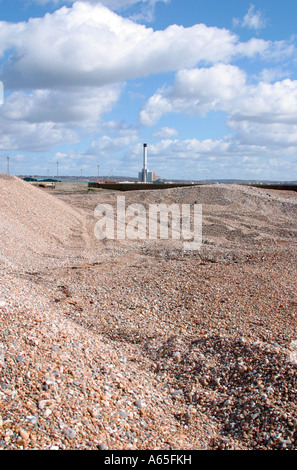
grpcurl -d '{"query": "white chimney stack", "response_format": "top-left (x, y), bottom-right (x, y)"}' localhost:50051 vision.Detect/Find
top-left (142, 143), bottom-right (148, 183)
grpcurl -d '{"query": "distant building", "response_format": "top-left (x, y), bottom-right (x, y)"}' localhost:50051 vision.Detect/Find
top-left (149, 172), bottom-right (156, 182)
top-left (138, 143), bottom-right (157, 183)
top-left (138, 171), bottom-right (156, 182)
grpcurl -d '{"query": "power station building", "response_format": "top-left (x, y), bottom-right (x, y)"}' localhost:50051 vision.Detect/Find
top-left (138, 143), bottom-right (156, 182)
top-left (138, 171), bottom-right (156, 182)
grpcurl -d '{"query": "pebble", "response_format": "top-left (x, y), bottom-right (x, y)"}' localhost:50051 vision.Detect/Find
top-left (26, 415), bottom-right (38, 425)
top-left (43, 408), bottom-right (52, 418)
top-left (134, 400), bottom-right (144, 409)
top-left (19, 430), bottom-right (30, 441)
top-left (172, 351), bottom-right (181, 358)
top-left (63, 428), bottom-right (77, 440)
top-left (38, 400), bottom-right (52, 410)
top-left (98, 443), bottom-right (108, 450)
top-left (171, 389), bottom-right (184, 397)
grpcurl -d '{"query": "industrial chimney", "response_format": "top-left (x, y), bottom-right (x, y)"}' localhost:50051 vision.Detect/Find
top-left (142, 143), bottom-right (148, 183)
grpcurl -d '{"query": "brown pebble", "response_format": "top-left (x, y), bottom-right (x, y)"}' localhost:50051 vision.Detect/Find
top-left (19, 429), bottom-right (30, 441)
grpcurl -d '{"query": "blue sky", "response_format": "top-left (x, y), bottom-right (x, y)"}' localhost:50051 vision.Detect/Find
top-left (0, 0), bottom-right (297, 181)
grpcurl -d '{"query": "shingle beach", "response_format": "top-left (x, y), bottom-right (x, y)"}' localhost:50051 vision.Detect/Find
top-left (1, 174), bottom-right (297, 450)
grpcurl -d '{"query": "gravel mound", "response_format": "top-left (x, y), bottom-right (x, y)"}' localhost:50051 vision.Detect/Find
top-left (0, 174), bottom-right (89, 272)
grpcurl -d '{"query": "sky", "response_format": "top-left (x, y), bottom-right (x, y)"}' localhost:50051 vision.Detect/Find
top-left (0, 0), bottom-right (297, 181)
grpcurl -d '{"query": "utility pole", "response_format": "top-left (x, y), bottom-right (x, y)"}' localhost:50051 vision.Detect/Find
top-left (7, 156), bottom-right (10, 175)
top-left (56, 161), bottom-right (59, 179)
top-left (97, 164), bottom-right (100, 179)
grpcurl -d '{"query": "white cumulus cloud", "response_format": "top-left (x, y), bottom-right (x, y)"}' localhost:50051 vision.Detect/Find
top-left (0, 2), bottom-right (278, 91)
top-left (141, 64), bottom-right (297, 125)
top-left (140, 63), bottom-right (297, 160)
top-left (1, 85), bottom-right (121, 124)
top-left (233, 4), bottom-right (267, 31)
top-left (242, 4), bottom-right (267, 30)
top-left (153, 127), bottom-right (178, 138)
top-left (140, 64), bottom-right (247, 125)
